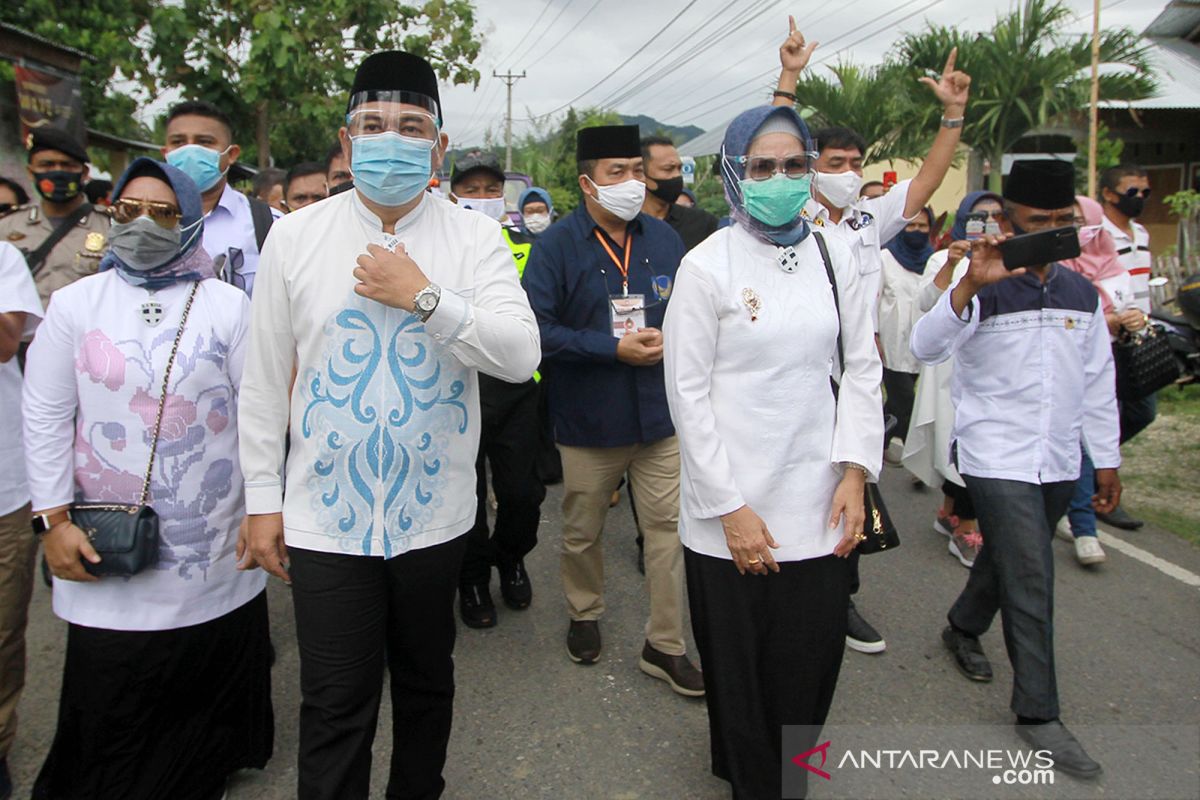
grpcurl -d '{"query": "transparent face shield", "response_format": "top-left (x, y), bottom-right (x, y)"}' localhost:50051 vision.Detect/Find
top-left (346, 90), bottom-right (441, 142)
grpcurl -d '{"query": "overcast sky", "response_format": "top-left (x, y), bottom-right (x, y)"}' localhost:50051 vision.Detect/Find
top-left (441, 0), bottom-right (1165, 148)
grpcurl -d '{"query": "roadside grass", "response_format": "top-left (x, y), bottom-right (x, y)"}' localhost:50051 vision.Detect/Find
top-left (1120, 383), bottom-right (1200, 545)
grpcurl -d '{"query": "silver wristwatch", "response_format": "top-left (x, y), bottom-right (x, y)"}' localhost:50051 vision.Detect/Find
top-left (941, 116), bottom-right (965, 129)
top-left (412, 283), bottom-right (442, 322)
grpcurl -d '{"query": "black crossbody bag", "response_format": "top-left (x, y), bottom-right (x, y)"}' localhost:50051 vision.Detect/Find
top-left (73, 282), bottom-right (199, 577)
top-left (812, 232), bottom-right (900, 555)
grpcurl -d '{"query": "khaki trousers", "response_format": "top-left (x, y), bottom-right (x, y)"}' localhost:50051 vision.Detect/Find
top-left (559, 437), bottom-right (686, 656)
top-left (0, 503), bottom-right (36, 757)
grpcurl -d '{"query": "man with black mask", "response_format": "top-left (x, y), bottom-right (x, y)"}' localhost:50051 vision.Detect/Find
top-left (639, 136), bottom-right (718, 252)
top-left (0, 129), bottom-right (109, 307)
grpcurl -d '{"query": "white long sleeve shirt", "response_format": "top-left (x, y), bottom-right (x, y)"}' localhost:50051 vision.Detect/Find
top-left (23, 272), bottom-right (265, 631)
top-left (238, 190), bottom-right (540, 559)
top-left (910, 265), bottom-right (1120, 484)
top-left (0, 243), bottom-right (43, 517)
top-left (664, 225), bottom-right (883, 562)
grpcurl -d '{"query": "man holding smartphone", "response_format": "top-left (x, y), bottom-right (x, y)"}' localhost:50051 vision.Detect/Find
top-left (910, 159), bottom-right (1121, 779)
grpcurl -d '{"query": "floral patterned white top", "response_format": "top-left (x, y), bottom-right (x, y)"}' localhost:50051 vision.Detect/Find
top-left (23, 271), bottom-right (266, 631)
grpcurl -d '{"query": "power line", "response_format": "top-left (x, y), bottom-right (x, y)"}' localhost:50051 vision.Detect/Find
top-left (492, 0), bottom-right (556, 70)
top-left (525, 0), bottom-right (703, 121)
top-left (523, 0), bottom-right (605, 71)
top-left (508, 0), bottom-right (578, 71)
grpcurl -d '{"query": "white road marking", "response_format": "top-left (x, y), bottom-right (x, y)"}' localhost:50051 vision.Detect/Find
top-left (1097, 527), bottom-right (1200, 589)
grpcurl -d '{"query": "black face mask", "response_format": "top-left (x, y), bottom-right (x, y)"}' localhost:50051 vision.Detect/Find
top-left (648, 175), bottom-right (684, 205)
top-left (0, 203), bottom-right (15, 218)
top-left (1113, 192), bottom-right (1146, 219)
top-left (33, 170), bottom-right (84, 204)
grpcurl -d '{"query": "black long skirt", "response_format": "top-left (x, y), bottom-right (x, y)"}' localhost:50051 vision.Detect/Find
top-left (33, 590), bottom-right (274, 800)
top-left (685, 549), bottom-right (851, 800)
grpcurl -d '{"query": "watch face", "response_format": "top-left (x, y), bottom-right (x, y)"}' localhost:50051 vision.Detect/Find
top-left (417, 294), bottom-right (436, 311)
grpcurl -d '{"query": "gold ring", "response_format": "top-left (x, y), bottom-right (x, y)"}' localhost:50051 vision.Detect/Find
top-left (747, 558), bottom-right (763, 565)
top-left (853, 532), bottom-right (867, 542)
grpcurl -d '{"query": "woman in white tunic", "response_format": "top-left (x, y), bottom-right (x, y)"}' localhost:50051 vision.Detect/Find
top-left (23, 158), bottom-right (271, 800)
top-left (664, 105), bottom-right (882, 800)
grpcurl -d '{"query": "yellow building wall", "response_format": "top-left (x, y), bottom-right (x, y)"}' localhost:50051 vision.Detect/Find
top-left (863, 157), bottom-right (971, 222)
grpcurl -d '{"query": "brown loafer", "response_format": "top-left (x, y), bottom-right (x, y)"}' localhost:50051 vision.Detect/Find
top-left (638, 641), bottom-right (705, 697)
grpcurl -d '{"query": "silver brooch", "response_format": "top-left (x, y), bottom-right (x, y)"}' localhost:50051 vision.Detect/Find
top-left (777, 246), bottom-right (799, 273)
top-left (742, 287), bottom-right (762, 321)
top-left (140, 301), bottom-right (164, 327)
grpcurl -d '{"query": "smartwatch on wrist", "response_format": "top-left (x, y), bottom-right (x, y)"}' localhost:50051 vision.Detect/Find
top-left (32, 509), bottom-right (72, 536)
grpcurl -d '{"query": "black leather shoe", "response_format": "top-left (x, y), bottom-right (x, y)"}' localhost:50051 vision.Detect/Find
top-left (1096, 505), bottom-right (1144, 530)
top-left (459, 584), bottom-right (497, 629)
top-left (847, 600), bottom-right (886, 654)
top-left (0, 756), bottom-right (12, 800)
top-left (498, 559), bottom-right (532, 610)
top-left (942, 625), bottom-right (993, 682)
top-left (1016, 720), bottom-right (1102, 779)
top-left (639, 641), bottom-right (705, 697)
top-left (567, 620), bottom-right (601, 664)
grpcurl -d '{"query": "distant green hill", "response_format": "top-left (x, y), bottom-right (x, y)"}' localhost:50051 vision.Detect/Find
top-left (618, 114), bottom-right (704, 145)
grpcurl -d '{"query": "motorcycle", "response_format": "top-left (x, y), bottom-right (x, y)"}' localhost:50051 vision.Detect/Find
top-left (1150, 273), bottom-right (1200, 385)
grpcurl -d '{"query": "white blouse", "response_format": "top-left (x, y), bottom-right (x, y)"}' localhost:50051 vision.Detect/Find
top-left (23, 271), bottom-right (266, 631)
top-left (877, 249), bottom-right (927, 374)
top-left (664, 224), bottom-right (884, 563)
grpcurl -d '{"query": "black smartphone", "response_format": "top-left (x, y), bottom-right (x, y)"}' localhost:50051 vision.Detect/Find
top-left (999, 226), bottom-right (1080, 270)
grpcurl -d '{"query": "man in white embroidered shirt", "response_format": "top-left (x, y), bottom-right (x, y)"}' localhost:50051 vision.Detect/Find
top-left (237, 52), bottom-right (540, 800)
top-left (911, 160), bottom-right (1121, 780)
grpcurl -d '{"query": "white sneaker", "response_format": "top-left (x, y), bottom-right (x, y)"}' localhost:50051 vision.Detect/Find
top-left (883, 437), bottom-right (904, 466)
top-left (1055, 517), bottom-right (1075, 543)
top-left (1074, 535), bottom-right (1107, 566)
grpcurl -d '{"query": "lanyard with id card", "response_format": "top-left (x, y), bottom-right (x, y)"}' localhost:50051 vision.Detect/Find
top-left (595, 230), bottom-right (645, 339)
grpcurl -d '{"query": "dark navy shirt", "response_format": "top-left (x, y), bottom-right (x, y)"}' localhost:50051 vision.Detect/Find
top-left (523, 205), bottom-right (684, 447)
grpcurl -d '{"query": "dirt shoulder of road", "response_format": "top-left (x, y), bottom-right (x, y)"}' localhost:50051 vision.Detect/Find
top-left (1120, 383), bottom-right (1200, 546)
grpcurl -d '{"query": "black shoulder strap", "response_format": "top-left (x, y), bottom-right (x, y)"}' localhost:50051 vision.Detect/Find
top-left (813, 231), bottom-right (844, 378)
top-left (248, 197), bottom-right (275, 252)
top-left (27, 202), bottom-right (94, 277)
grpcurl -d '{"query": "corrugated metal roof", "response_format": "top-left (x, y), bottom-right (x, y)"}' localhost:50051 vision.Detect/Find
top-left (1143, 1), bottom-right (1200, 39)
top-left (0, 23), bottom-right (93, 62)
top-left (1101, 37), bottom-right (1200, 110)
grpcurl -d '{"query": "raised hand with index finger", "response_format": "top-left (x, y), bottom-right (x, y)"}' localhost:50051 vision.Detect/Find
top-left (918, 46), bottom-right (971, 114)
top-left (779, 15), bottom-right (819, 75)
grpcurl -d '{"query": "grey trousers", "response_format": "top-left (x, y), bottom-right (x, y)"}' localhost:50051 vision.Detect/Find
top-left (948, 477), bottom-right (1074, 721)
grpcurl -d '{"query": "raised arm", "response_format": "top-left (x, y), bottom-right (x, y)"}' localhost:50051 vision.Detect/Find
top-left (905, 49), bottom-right (971, 219)
top-left (772, 16), bottom-right (819, 107)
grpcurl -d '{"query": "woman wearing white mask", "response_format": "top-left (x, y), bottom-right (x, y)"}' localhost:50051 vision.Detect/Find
top-left (664, 105), bottom-right (883, 800)
top-left (518, 186), bottom-right (555, 237)
top-left (23, 157), bottom-right (272, 799)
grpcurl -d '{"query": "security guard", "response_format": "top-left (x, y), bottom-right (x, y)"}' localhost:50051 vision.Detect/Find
top-left (447, 151), bottom-right (546, 629)
top-left (0, 129), bottom-right (108, 308)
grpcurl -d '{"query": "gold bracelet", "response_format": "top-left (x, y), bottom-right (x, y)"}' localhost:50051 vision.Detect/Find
top-left (841, 462), bottom-right (868, 478)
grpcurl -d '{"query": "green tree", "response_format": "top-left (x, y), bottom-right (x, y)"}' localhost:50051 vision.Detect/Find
top-left (791, 61), bottom-right (930, 165)
top-left (896, 0), bottom-right (1156, 191)
top-left (1073, 121), bottom-right (1123, 194)
top-left (145, 0), bottom-right (482, 167)
top-left (0, 1), bottom-right (157, 141)
top-left (512, 107), bottom-right (622, 214)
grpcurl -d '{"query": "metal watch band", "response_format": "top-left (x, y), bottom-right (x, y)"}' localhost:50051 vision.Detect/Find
top-left (941, 117), bottom-right (965, 129)
top-left (413, 283), bottom-right (441, 322)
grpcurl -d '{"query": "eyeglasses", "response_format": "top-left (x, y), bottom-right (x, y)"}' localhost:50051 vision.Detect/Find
top-left (346, 109), bottom-right (439, 141)
top-left (215, 247), bottom-right (246, 291)
top-left (1122, 187), bottom-right (1151, 199)
top-left (728, 153), bottom-right (813, 182)
top-left (106, 198), bottom-right (183, 228)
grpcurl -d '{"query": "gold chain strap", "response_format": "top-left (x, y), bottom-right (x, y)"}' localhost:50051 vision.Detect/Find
top-left (138, 282), bottom-right (200, 506)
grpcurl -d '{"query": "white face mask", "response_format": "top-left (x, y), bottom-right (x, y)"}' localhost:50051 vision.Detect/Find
top-left (524, 212), bottom-right (551, 234)
top-left (586, 176), bottom-right (645, 222)
top-left (458, 196), bottom-right (507, 221)
top-left (815, 170), bottom-right (863, 210)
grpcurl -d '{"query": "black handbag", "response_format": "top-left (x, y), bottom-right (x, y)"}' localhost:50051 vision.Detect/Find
top-left (812, 233), bottom-right (901, 555)
top-left (72, 282), bottom-right (199, 577)
top-left (1113, 323), bottom-right (1179, 402)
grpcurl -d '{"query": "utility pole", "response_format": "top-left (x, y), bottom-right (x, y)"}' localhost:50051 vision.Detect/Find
top-left (494, 69), bottom-right (526, 171)
top-left (1087, 0), bottom-right (1101, 197)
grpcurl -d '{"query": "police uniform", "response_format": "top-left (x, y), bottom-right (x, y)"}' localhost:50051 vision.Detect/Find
top-left (0, 204), bottom-right (109, 307)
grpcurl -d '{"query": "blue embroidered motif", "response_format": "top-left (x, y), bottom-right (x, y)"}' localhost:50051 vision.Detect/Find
top-left (301, 297), bottom-right (469, 556)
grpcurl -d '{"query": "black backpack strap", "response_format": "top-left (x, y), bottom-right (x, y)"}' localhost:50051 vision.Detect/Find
top-left (27, 202), bottom-right (94, 277)
top-left (248, 197), bottom-right (275, 252)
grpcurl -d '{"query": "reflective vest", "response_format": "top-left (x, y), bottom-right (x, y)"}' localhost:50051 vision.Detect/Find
top-left (501, 227), bottom-right (533, 279)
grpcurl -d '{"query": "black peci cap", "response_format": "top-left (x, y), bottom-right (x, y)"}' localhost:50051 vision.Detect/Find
top-left (26, 127), bottom-right (88, 165)
top-left (1004, 159), bottom-right (1076, 211)
top-left (347, 51), bottom-right (441, 120)
top-left (576, 125), bottom-right (641, 162)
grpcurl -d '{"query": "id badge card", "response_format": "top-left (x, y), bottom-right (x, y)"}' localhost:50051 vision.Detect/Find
top-left (610, 294), bottom-right (646, 338)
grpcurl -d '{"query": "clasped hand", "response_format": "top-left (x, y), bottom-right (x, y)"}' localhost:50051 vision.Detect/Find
top-left (353, 243), bottom-right (430, 311)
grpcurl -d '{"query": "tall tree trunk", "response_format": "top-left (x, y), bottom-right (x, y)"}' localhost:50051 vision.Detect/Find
top-left (257, 100), bottom-right (270, 168)
top-left (988, 144), bottom-right (1005, 193)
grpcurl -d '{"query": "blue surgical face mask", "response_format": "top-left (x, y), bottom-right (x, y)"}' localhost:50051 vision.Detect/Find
top-left (739, 173), bottom-right (812, 227)
top-left (165, 144), bottom-right (230, 193)
top-left (350, 132), bottom-right (435, 207)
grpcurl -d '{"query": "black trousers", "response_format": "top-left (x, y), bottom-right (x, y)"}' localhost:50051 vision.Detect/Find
top-left (460, 375), bottom-right (546, 587)
top-left (289, 536), bottom-right (468, 800)
top-left (686, 549), bottom-right (850, 800)
top-left (949, 478), bottom-right (1074, 720)
top-left (943, 479), bottom-right (977, 519)
top-left (882, 368), bottom-right (918, 444)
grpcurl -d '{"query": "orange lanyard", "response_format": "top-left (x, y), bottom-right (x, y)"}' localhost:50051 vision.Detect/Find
top-left (594, 229), bottom-right (633, 296)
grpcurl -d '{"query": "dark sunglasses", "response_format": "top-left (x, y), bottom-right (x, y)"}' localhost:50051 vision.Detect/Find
top-left (106, 198), bottom-right (183, 228)
top-left (1122, 187), bottom-right (1151, 199)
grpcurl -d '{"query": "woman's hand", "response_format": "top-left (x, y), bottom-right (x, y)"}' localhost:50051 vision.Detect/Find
top-left (779, 16), bottom-right (818, 75)
top-left (829, 470), bottom-right (867, 558)
top-left (1118, 308), bottom-right (1147, 333)
top-left (235, 517), bottom-right (255, 570)
top-left (720, 505), bottom-right (780, 576)
top-left (945, 240), bottom-right (970, 268)
top-left (43, 522), bottom-right (101, 582)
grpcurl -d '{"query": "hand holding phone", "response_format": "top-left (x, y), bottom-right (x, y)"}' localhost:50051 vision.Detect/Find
top-left (998, 226), bottom-right (1080, 270)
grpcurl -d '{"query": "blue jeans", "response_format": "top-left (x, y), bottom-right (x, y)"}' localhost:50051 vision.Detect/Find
top-left (1066, 449), bottom-right (1097, 538)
